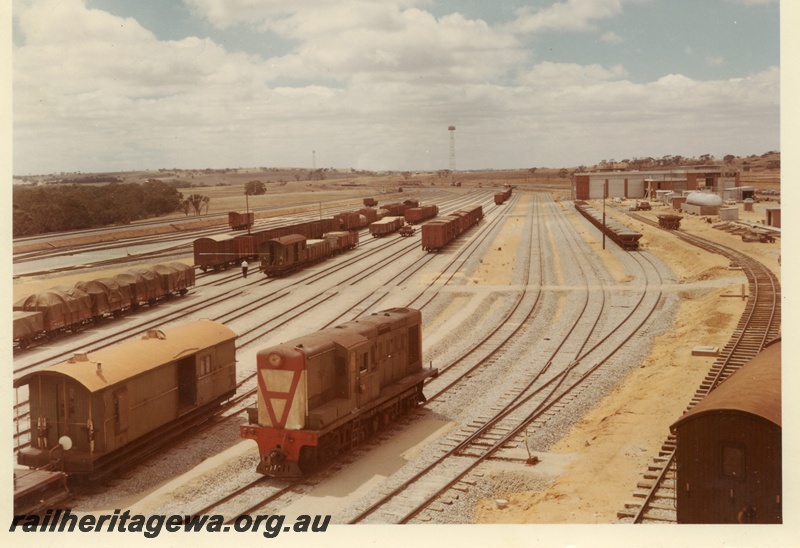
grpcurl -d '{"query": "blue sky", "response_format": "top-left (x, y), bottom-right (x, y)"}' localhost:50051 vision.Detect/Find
top-left (11, 0), bottom-right (781, 174)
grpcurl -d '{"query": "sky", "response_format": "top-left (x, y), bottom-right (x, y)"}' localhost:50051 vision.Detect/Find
top-left (10, 0), bottom-right (781, 175)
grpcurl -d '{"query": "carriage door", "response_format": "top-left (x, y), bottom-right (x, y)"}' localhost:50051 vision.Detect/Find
top-left (113, 388), bottom-right (129, 434)
top-left (355, 341), bottom-right (379, 406)
top-left (177, 356), bottom-right (197, 412)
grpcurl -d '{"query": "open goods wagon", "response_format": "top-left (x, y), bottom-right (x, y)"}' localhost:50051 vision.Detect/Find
top-left (240, 307), bottom-right (437, 477)
top-left (13, 263), bottom-right (194, 350)
top-left (573, 200), bottom-right (642, 250)
top-left (404, 204), bottom-right (439, 224)
top-left (260, 231), bottom-right (358, 277)
top-left (494, 187), bottom-right (512, 205)
top-left (15, 319), bottom-right (237, 479)
top-left (193, 218), bottom-right (336, 271)
top-left (334, 211), bottom-right (369, 231)
top-left (420, 204), bottom-right (483, 252)
top-left (369, 216), bottom-right (405, 237)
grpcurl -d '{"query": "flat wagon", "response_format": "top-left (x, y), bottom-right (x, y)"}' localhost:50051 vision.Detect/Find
top-left (573, 200), bottom-right (642, 250)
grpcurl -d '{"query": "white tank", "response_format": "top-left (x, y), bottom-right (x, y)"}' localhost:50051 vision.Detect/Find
top-left (686, 192), bottom-right (723, 207)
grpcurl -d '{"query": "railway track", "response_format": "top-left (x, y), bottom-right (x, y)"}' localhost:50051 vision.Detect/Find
top-left (12, 190), bottom-right (506, 493)
top-left (16, 191), bottom-right (688, 523)
top-left (336, 197), bottom-right (669, 523)
top-left (617, 217), bottom-right (780, 524)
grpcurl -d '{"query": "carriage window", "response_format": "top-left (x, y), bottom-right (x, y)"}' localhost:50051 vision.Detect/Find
top-left (722, 443), bottom-right (745, 478)
top-left (68, 387), bottom-right (76, 417)
top-left (198, 355), bottom-right (212, 375)
top-left (360, 353), bottom-right (368, 373)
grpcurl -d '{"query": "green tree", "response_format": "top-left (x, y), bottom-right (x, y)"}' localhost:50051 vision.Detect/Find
top-left (245, 180), bottom-right (266, 195)
top-left (183, 193), bottom-right (211, 216)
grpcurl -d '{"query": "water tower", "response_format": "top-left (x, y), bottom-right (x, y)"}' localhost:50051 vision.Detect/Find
top-left (448, 125), bottom-right (456, 172)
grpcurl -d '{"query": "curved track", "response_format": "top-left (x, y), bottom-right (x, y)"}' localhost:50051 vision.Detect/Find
top-left (617, 219), bottom-right (781, 524)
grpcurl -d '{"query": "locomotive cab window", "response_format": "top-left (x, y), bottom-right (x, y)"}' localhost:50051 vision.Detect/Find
top-left (721, 443), bottom-right (745, 478)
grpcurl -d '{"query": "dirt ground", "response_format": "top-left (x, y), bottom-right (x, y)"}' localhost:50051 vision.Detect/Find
top-left (473, 198), bottom-right (780, 524)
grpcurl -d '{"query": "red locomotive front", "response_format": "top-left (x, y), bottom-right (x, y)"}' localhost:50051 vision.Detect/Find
top-left (241, 308), bottom-right (436, 477)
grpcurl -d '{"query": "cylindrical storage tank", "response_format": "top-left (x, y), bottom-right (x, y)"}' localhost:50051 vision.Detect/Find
top-left (686, 192), bottom-right (723, 207)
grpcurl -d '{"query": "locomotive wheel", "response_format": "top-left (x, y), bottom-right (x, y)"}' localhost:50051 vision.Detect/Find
top-left (298, 446), bottom-right (319, 474)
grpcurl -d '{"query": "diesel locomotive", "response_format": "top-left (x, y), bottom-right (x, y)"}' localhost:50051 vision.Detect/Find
top-left (240, 307), bottom-right (437, 477)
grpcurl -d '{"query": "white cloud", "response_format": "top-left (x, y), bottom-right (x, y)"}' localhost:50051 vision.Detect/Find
top-left (600, 31), bottom-right (624, 44)
top-left (11, 0), bottom-right (780, 174)
top-left (724, 0), bottom-right (777, 5)
top-left (519, 61), bottom-right (629, 88)
top-left (706, 55), bottom-right (725, 66)
top-left (509, 0), bottom-right (624, 34)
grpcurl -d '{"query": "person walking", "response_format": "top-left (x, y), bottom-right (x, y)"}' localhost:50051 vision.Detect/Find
top-left (241, 259), bottom-right (249, 278)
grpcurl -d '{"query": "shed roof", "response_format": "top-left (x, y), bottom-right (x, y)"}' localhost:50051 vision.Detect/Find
top-left (14, 320), bottom-right (237, 393)
top-left (671, 341), bottom-right (781, 430)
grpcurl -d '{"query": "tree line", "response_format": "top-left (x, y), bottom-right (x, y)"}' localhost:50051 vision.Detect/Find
top-left (12, 179), bottom-right (209, 237)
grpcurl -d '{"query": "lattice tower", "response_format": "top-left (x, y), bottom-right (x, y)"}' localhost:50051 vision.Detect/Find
top-left (448, 125), bottom-right (456, 172)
